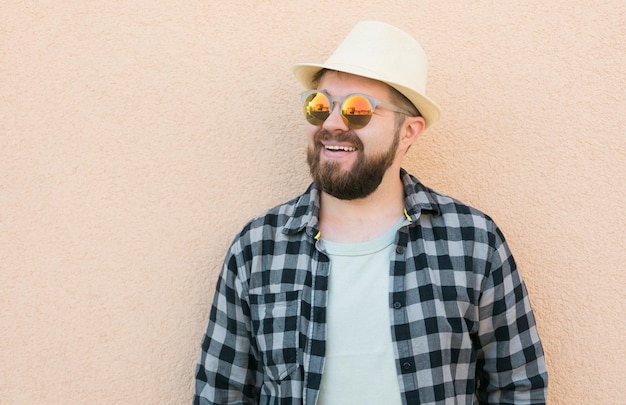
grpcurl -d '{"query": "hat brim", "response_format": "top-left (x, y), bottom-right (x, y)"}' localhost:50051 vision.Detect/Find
top-left (293, 63), bottom-right (441, 128)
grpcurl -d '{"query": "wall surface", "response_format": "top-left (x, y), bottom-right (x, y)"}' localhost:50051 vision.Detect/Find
top-left (1, 1), bottom-right (624, 404)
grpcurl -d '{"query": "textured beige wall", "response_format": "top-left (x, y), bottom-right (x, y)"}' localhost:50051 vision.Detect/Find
top-left (1, 1), bottom-right (624, 404)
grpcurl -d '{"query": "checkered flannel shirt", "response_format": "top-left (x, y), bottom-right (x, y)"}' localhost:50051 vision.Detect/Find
top-left (195, 169), bottom-right (548, 404)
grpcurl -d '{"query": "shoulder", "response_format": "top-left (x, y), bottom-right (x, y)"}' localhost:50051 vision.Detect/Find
top-left (230, 184), bottom-right (318, 250)
top-left (403, 171), bottom-right (504, 245)
top-left (429, 186), bottom-right (494, 224)
top-left (221, 189), bottom-right (317, 290)
top-left (238, 195), bottom-right (302, 238)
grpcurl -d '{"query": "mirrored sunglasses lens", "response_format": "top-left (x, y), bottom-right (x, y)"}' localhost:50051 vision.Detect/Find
top-left (341, 95), bottom-right (372, 129)
top-left (303, 92), bottom-right (330, 125)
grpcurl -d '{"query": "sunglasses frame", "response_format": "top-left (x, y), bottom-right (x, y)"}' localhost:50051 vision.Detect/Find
top-left (301, 90), bottom-right (414, 129)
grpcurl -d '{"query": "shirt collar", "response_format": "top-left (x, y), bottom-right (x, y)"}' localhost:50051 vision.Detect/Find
top-left (282, 168), bottom-right (441, 237)
top-left (400, 168), bottom-right (441, 221)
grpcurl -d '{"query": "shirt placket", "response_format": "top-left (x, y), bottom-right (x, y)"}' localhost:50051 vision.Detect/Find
top-left (390, 222), bottom-right (422, 405)
top-left (303, 238), bottom-right (330, 405)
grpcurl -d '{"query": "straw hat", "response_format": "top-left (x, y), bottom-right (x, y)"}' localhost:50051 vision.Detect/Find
top-left (293, 21), bottom-right (440, 128)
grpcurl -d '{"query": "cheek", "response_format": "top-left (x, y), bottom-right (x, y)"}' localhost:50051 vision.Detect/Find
top-left (357, 128), bottom-right (385, 151)
top-left (305, 126), bottom-right (319, 146)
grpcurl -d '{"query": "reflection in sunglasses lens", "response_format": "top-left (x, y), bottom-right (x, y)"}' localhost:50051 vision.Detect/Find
top-left (342, 95), bottom-right (372, 129)
top-left (304, 92), bottom-right (330, 125)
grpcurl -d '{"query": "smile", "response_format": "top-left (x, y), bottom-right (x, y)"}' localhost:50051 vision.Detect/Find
top-left (324, 145), bottom-right (356, 152)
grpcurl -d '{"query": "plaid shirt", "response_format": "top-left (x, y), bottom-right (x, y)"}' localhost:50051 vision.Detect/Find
top-left (195, 170), bottom-right (548, 404)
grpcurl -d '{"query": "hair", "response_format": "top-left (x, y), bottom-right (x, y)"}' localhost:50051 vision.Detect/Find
top-left (388, 86), bottom-right (421, 117)
top-left (310, 68), bottom-right (328, 88)
top-left (311, 68), bottom-right (422, 125)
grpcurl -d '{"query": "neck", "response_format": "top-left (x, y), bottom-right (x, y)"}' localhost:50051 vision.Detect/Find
top-left (318, 169), bottom-right (406, 243)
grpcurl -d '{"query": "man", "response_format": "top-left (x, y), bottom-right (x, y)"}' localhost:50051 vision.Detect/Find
top-left (195, 21), bottom-right (548, 404)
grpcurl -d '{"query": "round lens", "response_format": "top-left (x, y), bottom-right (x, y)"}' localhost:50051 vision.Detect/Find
top-left (303, 92), bottom-right (330, 126)
top-left (341, 95), bottom-right (372, 129)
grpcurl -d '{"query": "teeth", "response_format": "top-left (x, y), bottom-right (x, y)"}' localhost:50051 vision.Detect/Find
top-left (325, 145), bottom-right (356, 152)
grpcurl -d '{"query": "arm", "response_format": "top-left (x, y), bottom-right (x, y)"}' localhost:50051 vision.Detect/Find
top-left (474, 227), bottom-right (548, 404)
top-left (194, 247), bottom-right (261, 405)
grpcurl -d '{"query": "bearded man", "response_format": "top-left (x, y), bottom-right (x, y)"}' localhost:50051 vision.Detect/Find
top-left (195, 21), bottom-right (548, 405)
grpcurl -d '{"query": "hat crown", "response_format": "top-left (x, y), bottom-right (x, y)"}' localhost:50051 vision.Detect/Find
top-left (324, 21), bottom-right (429, 93)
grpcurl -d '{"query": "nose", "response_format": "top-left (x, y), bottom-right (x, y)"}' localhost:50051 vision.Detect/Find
top-left (322, 102), bottom-right (350, 132)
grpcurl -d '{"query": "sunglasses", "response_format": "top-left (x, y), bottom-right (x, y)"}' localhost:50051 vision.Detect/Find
top-left (301, 90), bottom-right (413, 129)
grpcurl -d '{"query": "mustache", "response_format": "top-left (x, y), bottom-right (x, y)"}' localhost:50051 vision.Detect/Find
top-left (313, 129), bottom-right (364, 149)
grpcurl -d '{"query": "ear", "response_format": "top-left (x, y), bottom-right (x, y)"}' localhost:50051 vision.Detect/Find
top-left (399, 116), bottom-right (426, 149)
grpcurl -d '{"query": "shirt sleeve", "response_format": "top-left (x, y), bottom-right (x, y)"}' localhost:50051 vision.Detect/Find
top-left (194, 243), bottom-right (261, 404)
top-left (474, 226), bottom-right (548, 404)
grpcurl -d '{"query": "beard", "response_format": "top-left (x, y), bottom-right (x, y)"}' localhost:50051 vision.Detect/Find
top-left (307, 128), bottom-right (400, 200)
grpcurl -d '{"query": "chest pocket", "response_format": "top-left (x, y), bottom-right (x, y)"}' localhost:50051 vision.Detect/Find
top-left (249, 290), bottom-right (301, 381)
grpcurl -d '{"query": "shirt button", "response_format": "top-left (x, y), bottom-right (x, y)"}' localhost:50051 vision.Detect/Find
top-left (402, 362), bottom-right (412, 371)
top-left (395, 246), bottom-right (405, 254)
top-left (393, 301), bottom-right (402, 309)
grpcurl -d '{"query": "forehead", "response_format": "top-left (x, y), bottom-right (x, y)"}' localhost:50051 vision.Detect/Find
top-left (316, 71), bottom-right (391, 100)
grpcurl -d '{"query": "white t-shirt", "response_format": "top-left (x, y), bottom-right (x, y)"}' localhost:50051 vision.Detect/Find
top-left (317, 218), bottom-right (405, 405)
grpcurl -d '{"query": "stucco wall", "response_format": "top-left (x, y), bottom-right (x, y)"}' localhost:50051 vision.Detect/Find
top-left (1, 1), bottom-right (624, 403)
